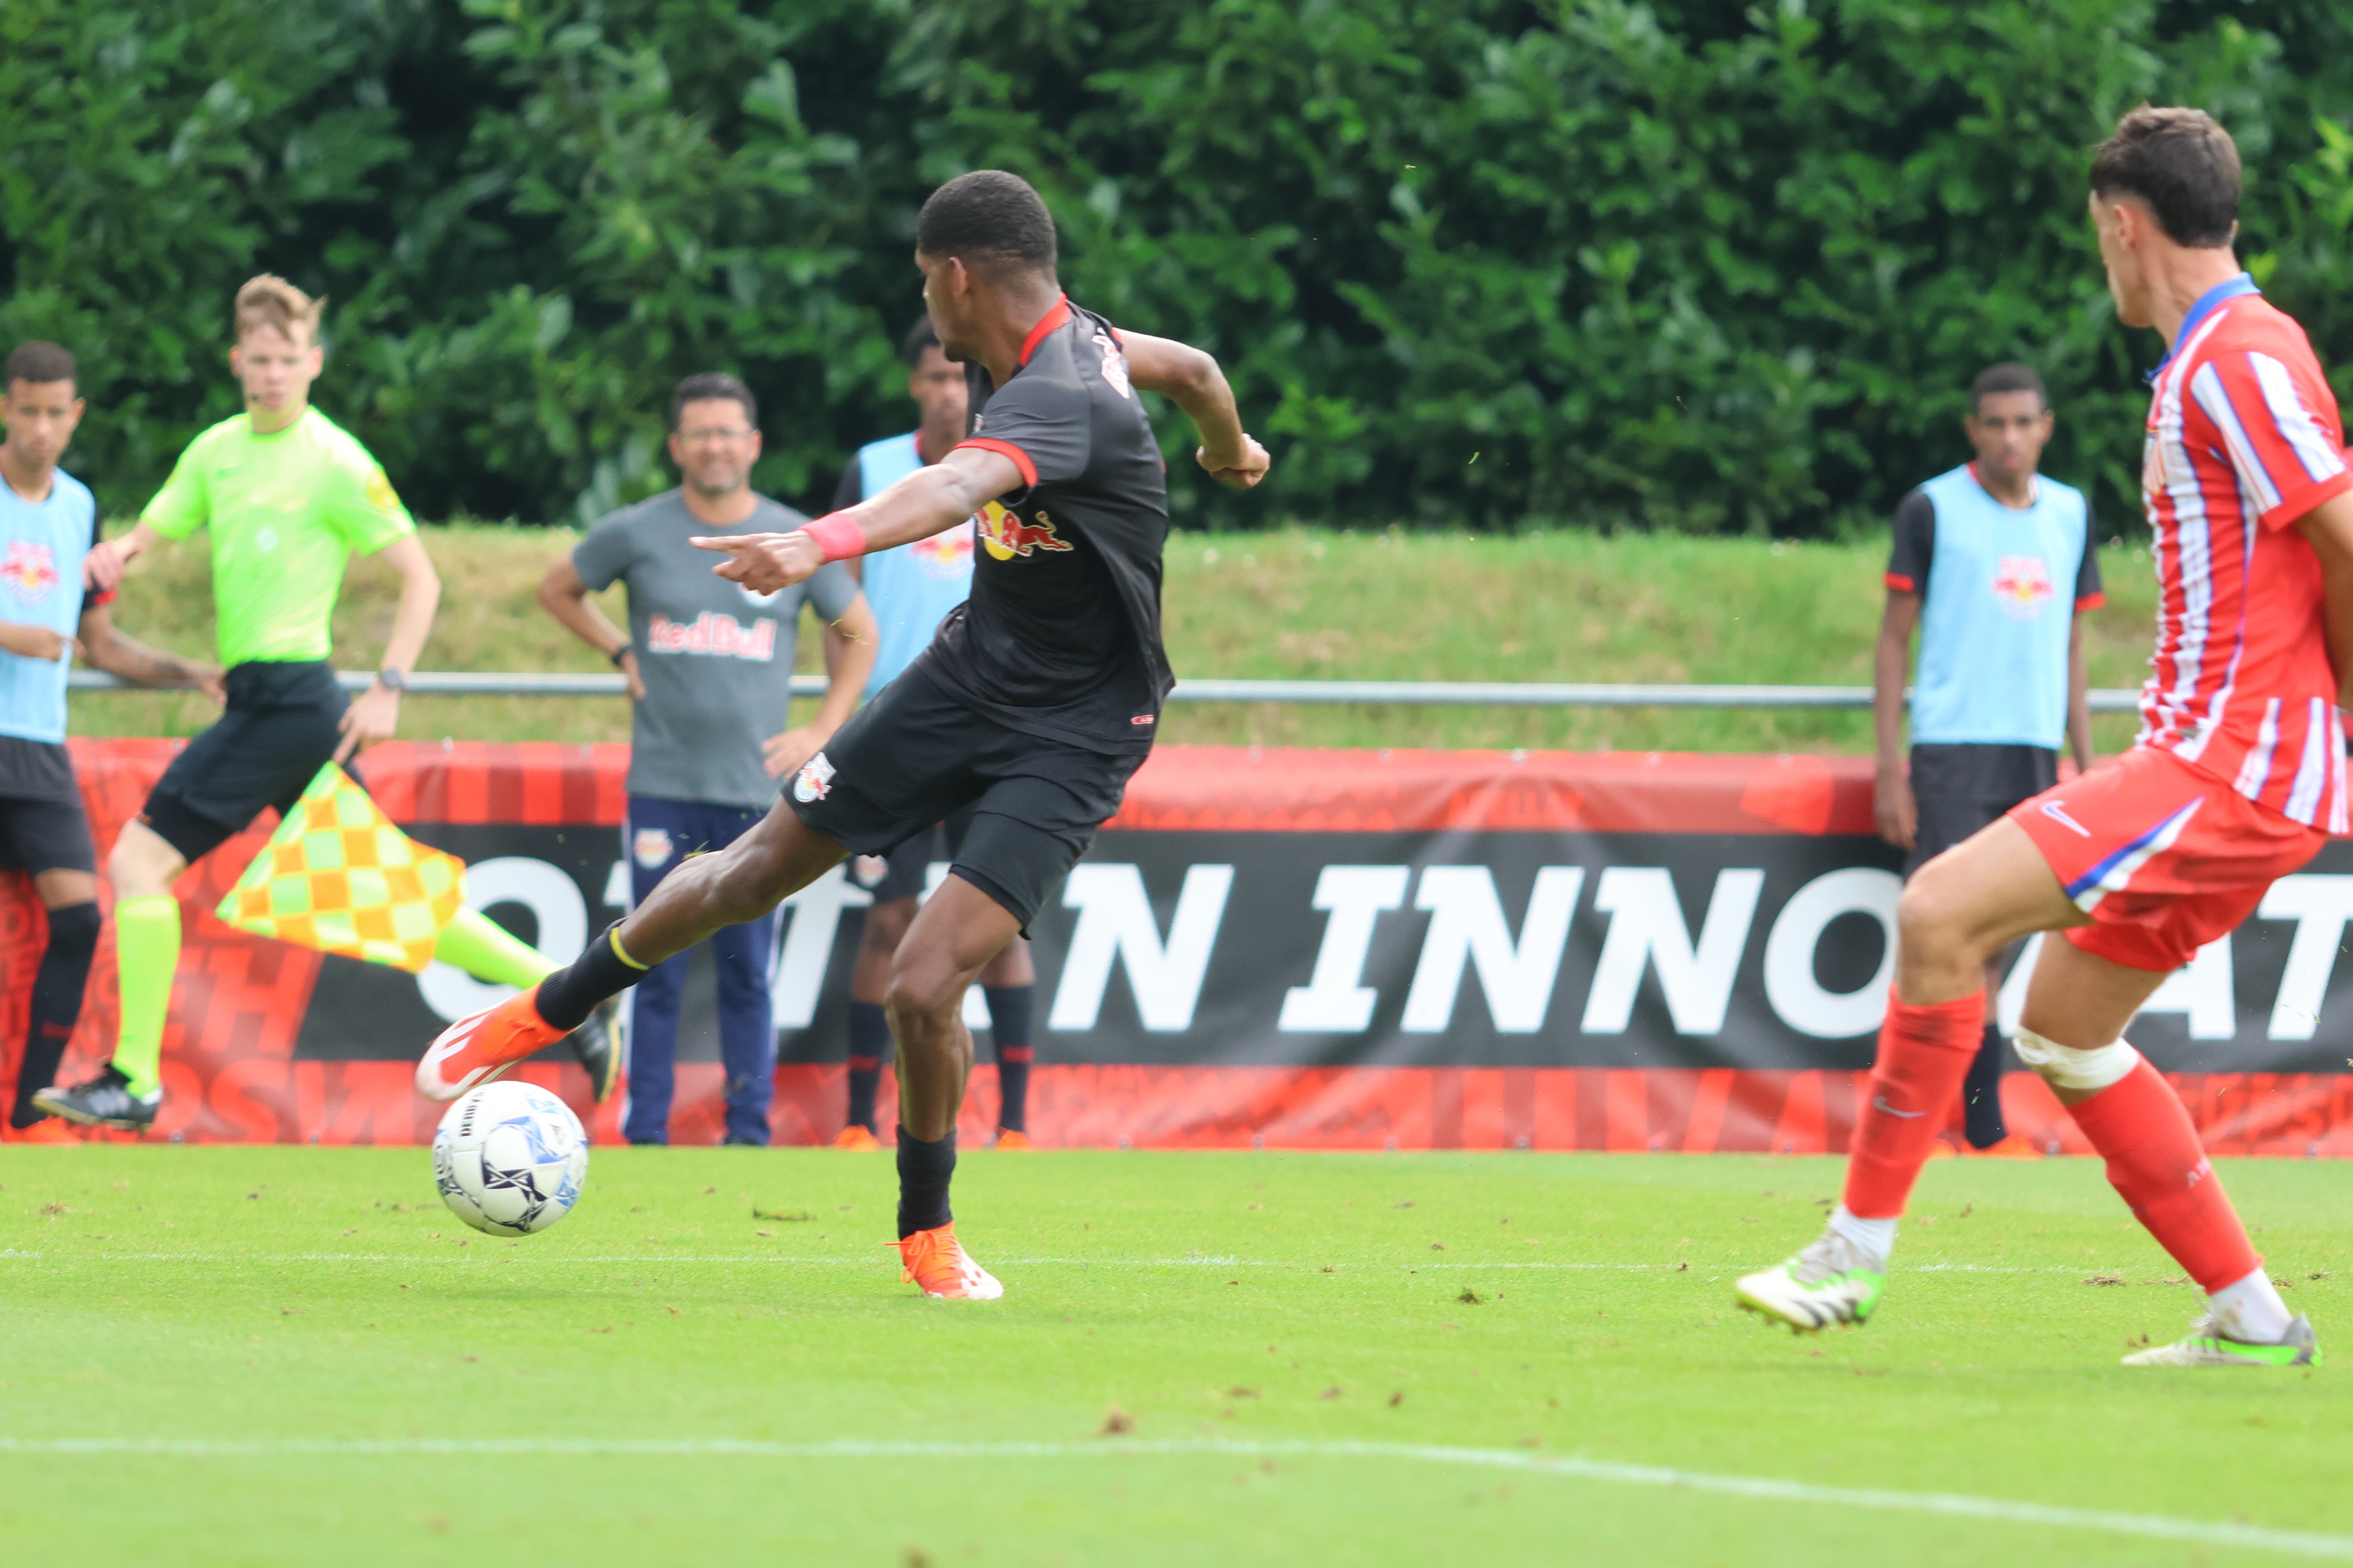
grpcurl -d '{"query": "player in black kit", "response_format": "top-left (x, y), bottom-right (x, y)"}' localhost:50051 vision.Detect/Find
top-left (418, 169), bottom-right (1270, 1297)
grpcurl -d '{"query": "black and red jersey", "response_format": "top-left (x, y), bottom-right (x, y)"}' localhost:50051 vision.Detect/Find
top-left (920, 296), bottom-right (1171, 756)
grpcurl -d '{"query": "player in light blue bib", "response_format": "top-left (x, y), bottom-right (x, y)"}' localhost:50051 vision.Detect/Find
top-left (0, 342), bottom-right (220, 1140)
top-left (1873, 361), bottom-right (2102, 1153)
top-left (824, 318), bottom-right (1039, 1150)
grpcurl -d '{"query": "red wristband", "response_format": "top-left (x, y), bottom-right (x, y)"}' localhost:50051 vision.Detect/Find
top-left (801, 513), bottom-right (866, 562)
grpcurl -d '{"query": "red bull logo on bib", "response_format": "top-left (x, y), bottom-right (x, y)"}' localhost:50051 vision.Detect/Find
top-left (912, 516), bottom-right (976, 579)
top-left (1990, 554), bottom-right (2054, 620)
top-left (0, 539), bottom-right (58, 603)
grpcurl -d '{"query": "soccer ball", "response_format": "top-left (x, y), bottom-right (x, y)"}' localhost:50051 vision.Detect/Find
top-left (432, 1080), bottom-right (589, 1236)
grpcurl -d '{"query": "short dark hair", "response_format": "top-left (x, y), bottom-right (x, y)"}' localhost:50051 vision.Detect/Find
top-left (1970, 363), bottom-right (2046, 413)
top-left (5, 342), bottom-right (76, 391)
top-left (901, 317), bottom-right (941, 368)
top-left (914, 171), bottom-right (1058, 280)
top-left (670, 372), bottom-right (757, 432)
top-left (2090, 105), bottom-right (2241, 249)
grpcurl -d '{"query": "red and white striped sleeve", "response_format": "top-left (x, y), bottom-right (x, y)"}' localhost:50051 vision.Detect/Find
top-left (2186, 344), bottom-right (2353, 531)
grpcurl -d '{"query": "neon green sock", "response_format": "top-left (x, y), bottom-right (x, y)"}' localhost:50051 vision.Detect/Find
top-left (433, 906), bottom-right (558, 989)
top-left (111, 894), bottom-right (180, 1097)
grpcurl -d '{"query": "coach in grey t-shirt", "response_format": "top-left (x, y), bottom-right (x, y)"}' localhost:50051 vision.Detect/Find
top-left (540, 372), bottom-right (876, 1145)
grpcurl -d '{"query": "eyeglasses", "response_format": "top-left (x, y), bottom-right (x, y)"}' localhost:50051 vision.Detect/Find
top-left (677, 428), bottom-right (754, 446)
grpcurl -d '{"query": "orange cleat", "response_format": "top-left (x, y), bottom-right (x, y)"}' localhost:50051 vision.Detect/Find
top-left (2, 1116), bottom-right (80, 1144)
top-left (894, 1222), bottom-right (1003, 1300)
top-left (832, 1125), bottom-right (881, 1151)
top-left (994, 1129), bottom-right (1034, 1151)
top-left (415, 990), bottom-right (566, 1101)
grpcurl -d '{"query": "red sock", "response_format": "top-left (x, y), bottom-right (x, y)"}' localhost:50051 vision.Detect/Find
top-left (1841, 989), bottom-right (1983, 1219)
top-left (2066, 1058), bottom-right (2259, 1293)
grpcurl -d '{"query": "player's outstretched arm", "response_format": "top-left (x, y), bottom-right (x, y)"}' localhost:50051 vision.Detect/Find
top-left (694, 448), bottom-right (1027, 595)
top-left (1115, 330), bottom-right (1271, 491)
top-left (76, 603), bottom-right (223, 702)
top-left (2298, 489), bottom-right (2353, 708)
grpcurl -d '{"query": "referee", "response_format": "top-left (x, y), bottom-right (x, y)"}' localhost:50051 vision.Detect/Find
top-left (1875, 361), bottom-right (2100, 1153)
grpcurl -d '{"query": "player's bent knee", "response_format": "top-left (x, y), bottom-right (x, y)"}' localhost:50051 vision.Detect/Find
top-left (2012, 1027), bottom-right (2140, 1092)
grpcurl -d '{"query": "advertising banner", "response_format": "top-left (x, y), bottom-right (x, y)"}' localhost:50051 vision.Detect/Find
top-left (4, 741), bottom-right (2349, 1153)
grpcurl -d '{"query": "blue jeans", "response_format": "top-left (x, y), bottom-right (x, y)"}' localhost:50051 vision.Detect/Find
top-left (622, 796), bottom-right (779, 1145)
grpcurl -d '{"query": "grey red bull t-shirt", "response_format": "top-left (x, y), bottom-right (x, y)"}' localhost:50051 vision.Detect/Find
top-left (573, 489), bottom-right (859, 808)
top-left (924, 295), bottom-right (1172, 756)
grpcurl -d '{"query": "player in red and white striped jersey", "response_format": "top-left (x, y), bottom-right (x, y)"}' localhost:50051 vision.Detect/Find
top-left (1739, 106), bottom-right (2353, 1366)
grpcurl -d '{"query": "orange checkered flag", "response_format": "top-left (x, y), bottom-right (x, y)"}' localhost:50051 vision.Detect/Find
top-left (214, 763), bottom-right (466, 972)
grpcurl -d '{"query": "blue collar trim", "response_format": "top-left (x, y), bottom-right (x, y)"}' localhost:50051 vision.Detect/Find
top-left (2145, 272), bottom-right (2259, 384)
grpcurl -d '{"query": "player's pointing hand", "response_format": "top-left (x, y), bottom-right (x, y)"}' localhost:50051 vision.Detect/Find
top-left (692, 530), bottom-right (822, 594)
top-left (1197, 435), bottom-right (1272, 491)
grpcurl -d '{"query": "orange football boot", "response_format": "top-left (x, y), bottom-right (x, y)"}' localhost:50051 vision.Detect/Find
top-left (831, 1125), bottom-right (881, 1151)
top-left (415, 990), bottom-right (566, 1101)
top-left (994, 1129), bottom-right (1034, 1151)
top-left (894, 1222), bottom-right (1003, 1299)
top-left (2, 1116), bottom-right (79, 1144)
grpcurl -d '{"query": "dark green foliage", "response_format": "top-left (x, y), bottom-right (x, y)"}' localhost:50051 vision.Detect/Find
top-left (6, 0), bottom-right (2353, 532)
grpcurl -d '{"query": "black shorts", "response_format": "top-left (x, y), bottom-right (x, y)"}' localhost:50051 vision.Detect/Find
top-left (853, 805), bottom-right (982, 905)
top-left (0, 792), bottom-right (96, 877)
top-left (787, 663), bottom-right (1144, 928)
top-left (140, 661), bottom-right (350, 864)
top-left (1906, 743), bottom-right (2060, 875)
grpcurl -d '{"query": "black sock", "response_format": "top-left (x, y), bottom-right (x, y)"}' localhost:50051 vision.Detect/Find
top-left (535, 923), bottom-right (647, 1031)
top-left (12, 902), bottom-right (99, 1128)
top-left (845, 1000), bottom-right (890, 1133)
top-left (984, 984), bottom-right (1033, 1133)
top-left (1962, 1023), bottom-right (2009, 1149)
top-left (896, 1127), bottom-right (956, 1238)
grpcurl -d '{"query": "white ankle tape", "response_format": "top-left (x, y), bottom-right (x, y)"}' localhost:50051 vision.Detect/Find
top-left (2010, 1028), bottom-right (2140, 1092)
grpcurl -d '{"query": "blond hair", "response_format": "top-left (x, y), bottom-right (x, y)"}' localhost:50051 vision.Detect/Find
top-left (234, 274), bottom-right (324, 345)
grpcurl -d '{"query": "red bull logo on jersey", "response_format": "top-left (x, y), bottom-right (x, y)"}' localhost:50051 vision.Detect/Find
top-left (979, 502), bottom-right (1074, 561)
top-left (0, 540), bottom-right (58, 604)
top-left (913, 517), bottom-right (976, 580)
top-left (646, 612), bottom-right (777, 661)
top-left (1990, 554), bottom-right (2053, 620)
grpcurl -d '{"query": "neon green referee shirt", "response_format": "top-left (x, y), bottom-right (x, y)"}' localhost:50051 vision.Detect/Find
top-left (140, 408), bottom-right (415, 668)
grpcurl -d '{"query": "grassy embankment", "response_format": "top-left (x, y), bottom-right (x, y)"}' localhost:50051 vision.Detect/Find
top-left (72, 526), bottom-right (2162, 754)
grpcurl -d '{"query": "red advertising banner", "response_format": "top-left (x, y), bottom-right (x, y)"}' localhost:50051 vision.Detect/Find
top-left (2, 740), bottom-right (2347, 1155)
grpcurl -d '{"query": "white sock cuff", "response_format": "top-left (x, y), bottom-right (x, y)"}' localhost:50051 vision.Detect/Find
top-left (1828, 1205), bottom-right (1897, 1266)
top-left (2010, 1028), bottom-right (2140, 1093)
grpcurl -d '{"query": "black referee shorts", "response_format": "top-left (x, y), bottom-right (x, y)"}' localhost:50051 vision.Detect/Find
top-left (1905, 742), bottom-right (2060, 876)
top-left (786, 664), bottom-right (1144, 929)
top-left (140, 661), bottom-right (350, 864)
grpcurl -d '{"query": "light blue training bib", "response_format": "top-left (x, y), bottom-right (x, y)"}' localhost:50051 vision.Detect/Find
top-left (1911, 464), bottom-right (2091, 749)
top-left (0, 468), bottom-right (96, 745)
top-left (853, 433), bottom-right (976, 698)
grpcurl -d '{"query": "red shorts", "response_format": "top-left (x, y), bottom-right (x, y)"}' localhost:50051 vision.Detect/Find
top-left (2008, 746), bottom-right (2330, 973)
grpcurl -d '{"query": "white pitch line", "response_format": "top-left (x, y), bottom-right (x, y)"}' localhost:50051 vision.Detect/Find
top-left (0, 1250), bottom-right (2124, 1274)
top-left (0, 1436), bottom-right (2343, 1558)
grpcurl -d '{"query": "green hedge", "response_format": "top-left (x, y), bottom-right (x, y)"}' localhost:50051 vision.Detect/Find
top-left (7, 0), bottom-right (2353, 533)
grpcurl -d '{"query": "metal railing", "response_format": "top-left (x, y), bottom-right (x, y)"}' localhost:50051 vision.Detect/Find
top-left (65, 669), bottom-right (2148, 710)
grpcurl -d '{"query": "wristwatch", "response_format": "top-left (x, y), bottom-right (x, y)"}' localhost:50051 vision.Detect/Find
top-left (609, 642), bottom-right (634, 667)
top-left (376, 667), bottom-right (408, 693)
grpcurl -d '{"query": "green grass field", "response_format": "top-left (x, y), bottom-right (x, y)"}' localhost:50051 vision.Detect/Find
top-left (69, 526), bottom-right (2166, 755)
top-left (3, 1146), bottom-right (2346, 1566)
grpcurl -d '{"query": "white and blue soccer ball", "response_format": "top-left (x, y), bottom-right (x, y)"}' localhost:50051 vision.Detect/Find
top-left (432, 1080), bottom-right (589, 1236)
